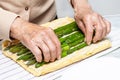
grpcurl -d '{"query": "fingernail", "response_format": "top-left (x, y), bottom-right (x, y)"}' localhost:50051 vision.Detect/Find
top-left (93, 39), bottom-right (95, 43)
top-left (88, 42), bottom-right (91, 45)
top-left (93, 40), bottom-right (96, 43)
top-left (50, 59), bottom-right (54, 62)
top-left (58, 55), bottom-right (61, 59)
top-left (37, 60), bottom-right (42, 63)
top-left (84, 38), bottom-right (86, 42)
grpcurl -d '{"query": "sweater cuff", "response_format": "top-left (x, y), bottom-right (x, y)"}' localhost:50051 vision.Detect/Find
top-left (0, 8), bottom-right (18, 40)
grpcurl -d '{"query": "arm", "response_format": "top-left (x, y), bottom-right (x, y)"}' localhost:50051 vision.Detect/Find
top-left (0, 8), bottom-right (61, 62)
top-left (71, 0), bottom-right (111, 45)
top-left (10, 17), bottom-right (61, 62)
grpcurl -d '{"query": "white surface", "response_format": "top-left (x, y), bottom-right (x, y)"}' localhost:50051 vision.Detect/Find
top-left (56, 0), bottom-right (120, 18)
top-left (61, 57), bottom-right (120, 80)
top-left (0, 15), bottom-right (120, 80)
top-left (89, 0), bottom-right (120, 15)
top-left (56, 0), bottom-right (74, 18)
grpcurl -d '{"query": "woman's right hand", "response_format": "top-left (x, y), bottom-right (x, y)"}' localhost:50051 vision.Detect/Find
top-left (10, 17), bottom-right (61, 62)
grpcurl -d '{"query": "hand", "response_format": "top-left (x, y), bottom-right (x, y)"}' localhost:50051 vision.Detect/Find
top-left (72, 0), bottom-right (111, 45)
top-left (10, 17), bottom-right (61, 62)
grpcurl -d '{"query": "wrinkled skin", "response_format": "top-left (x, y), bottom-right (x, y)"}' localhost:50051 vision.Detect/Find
top-left (11, 18), bottom-right (61, 62)
top-left (72, 0), bottom-right (111, 45)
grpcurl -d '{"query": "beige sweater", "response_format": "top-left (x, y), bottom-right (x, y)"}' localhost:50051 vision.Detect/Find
top-left (0, 0), bottom-right (57, 39)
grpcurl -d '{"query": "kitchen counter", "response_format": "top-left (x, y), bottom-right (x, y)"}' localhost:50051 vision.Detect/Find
top-left (1, 14), bottom-right (120, 80)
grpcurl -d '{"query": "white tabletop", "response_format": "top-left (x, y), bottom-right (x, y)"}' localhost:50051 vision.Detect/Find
top-left (1, 15), bottom-right (120, 80)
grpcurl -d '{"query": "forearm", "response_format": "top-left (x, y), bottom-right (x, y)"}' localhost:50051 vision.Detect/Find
top-left (10, 17), bottom-right (25, 40)
top-left (71, 0), bottom-right (93, 18)
top-left (71, 0), bottom-right (90, 8)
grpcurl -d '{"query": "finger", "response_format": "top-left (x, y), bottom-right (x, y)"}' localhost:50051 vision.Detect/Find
top-left (77, 21), bottom-right (87, 42)
top-left (99, 17), bottom-right (107, 39)
top-left (93, 19), bottom-right (103, 43)
top-left (23, 39), bottom-right (42, 62)
top-left (75, 18), bottom-right (86, 34)
top-left (35, 38), bottom-right (50, 62)
top-left (84, 21), bottom-right (94, 45)
top-left (42, 34), bottom-right (57, 62)
top-left (47, 28), bottom-right (61, 60)
top-left (103, 19), bottom-right (111, 34)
